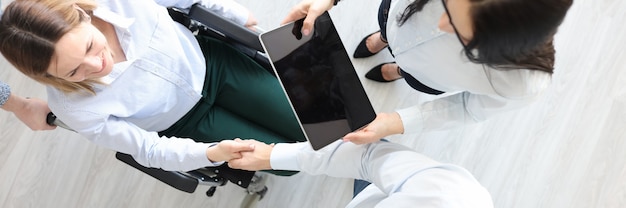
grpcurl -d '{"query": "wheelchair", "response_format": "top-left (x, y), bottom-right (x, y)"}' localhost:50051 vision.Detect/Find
top-left (46, 4), bottom-right (276, 208)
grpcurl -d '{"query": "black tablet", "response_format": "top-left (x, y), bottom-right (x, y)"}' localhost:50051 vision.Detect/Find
top-left (259, 12), bottom-right (376, 150)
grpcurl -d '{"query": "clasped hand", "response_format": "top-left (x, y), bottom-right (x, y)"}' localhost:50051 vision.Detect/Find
top-left (211, 112), bottom-right (405, 171)
top-left (206, 138), bottom-right (273, 171)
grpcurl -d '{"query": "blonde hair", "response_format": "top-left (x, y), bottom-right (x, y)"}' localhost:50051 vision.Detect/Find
top-left (0, 0), bottom-right (101, 94)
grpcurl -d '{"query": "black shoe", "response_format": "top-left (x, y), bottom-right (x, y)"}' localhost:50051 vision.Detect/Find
top-left (365, 62), bottom-right (402, 82)
top-left (353, 31), bottom-right (388, 58)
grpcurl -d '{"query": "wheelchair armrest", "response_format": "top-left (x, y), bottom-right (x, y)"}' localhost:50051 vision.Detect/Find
top-left (189, 4), bottom-right (265, 52)
top-left (188, 4), bottom-right (264, 53)
top-left (115, 152), bottom-right (255, 191)
top-left (115, 152), bottom-right (199, 193)
top-left (169, 5), bottom-right (272, 73)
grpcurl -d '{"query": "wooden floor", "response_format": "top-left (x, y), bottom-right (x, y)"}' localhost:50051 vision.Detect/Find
top-left (1, 0), bottom-right (625, 207)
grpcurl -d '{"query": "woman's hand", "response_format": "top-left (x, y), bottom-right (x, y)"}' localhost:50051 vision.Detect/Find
top-left (228, 139), bottom-right (274, 171)
top-left (3, 95), bottom-right (56, 131)
top-left (206, 138), bottom-right (256, 162)
top-left (245, 13), bottom-right (258, 31)
top-left (281, 0), bottom-right (335, 36)
top-left (343, 112), bottom-right (404, 144)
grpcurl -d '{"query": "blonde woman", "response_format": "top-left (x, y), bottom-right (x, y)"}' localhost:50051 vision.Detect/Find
top-left (0, 0), bottom-right (305, 173)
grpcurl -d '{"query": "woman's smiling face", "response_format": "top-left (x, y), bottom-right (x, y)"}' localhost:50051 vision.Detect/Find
top-left (47, 21), bottom-right (113, 82)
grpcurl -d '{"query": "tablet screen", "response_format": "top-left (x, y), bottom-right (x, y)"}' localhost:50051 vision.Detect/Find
top-left (259, 12), bottom-right (376, 150)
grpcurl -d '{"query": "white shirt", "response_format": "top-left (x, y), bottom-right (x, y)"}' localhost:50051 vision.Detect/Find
top-left (271, 141), bottom-right (494, 208)
top-left (46, 0), bottom-right (249, 171)
top-left (387, 0), bottom-right (551, 134)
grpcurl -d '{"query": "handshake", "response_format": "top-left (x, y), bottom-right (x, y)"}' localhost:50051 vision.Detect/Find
top-left (205, 138), bottom-right (275, 171)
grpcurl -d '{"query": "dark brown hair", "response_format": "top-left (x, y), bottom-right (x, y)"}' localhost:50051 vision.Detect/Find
top-left (398, 0), bottom-right (573, 73)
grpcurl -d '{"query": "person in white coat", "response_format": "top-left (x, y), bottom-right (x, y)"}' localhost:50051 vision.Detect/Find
top-left (229, 139), bottom-right (494, 208)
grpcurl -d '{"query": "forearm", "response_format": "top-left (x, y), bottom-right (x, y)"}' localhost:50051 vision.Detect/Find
top-left (271, 141), bottom-right (365, 179)
top-left (0, 93), bottom-right (25, 113)
top-left (1, 85), bottom-right (55, 131)
top-left (270, 141), bottom-right (493, 206)
top-left (400, 91), bottom-right (537, 135)
top-left (397, 92), bottom-right (485, 135)
top-left (128, 135), bottom-right (219, 171)
top-left (56, 110), bottom-right (217, 171)
top-left (108, 129), bottom-right (217, 171)
top-left (118, 134), bottom-right (218, 171)
top-left (271, 140), bottom-right (449, 192)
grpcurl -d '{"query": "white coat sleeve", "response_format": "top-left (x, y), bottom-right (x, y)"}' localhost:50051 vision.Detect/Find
top-left (271, 141), bottom-right (494, 207)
